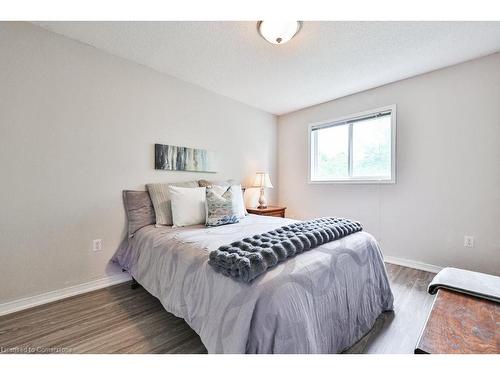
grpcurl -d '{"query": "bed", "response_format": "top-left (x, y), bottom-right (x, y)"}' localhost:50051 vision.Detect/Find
top-left (113, 214), bottom-right (394, 353)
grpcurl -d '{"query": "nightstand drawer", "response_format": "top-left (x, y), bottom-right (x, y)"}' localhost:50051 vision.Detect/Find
top-left (247, 206), bottom-right (286, 218)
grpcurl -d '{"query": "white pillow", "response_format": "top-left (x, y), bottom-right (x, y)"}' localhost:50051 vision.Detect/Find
top-left (169, 186), bottom-right (206, 227)
top-left (146, 181), bottom-right (199, 226)
top-left (212, 184), bottom-right (246, 219)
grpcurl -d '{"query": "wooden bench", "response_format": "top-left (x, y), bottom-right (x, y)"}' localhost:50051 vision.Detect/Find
top-left (415, 288), bottom-right (499, 354)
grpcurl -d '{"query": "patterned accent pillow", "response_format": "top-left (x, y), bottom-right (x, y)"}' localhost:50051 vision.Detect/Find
top-left (199, 180), bottom-right (248, 218)
top-left (205, 186), bottom-right (239, 227)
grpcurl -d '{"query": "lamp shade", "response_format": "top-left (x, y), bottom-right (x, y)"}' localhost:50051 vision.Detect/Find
top-left (252, 173), bottom-right (273, 188)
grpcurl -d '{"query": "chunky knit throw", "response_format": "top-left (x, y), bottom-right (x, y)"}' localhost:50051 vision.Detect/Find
top-left (209, 217), bottom-right (362, 283)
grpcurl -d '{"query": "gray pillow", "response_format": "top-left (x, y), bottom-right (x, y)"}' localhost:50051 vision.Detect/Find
top-left (198, 179), bottom-right (239, 188)
top-left (146, 180), bottom-right (199, 226)
top-left (123, 190), bottom-right (155, 238)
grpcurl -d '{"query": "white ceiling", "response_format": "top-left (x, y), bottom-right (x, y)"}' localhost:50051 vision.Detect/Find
top-left (33, 21), bottom-right (500, 115)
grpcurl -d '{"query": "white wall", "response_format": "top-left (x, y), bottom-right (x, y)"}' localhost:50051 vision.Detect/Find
top-left (278, 53), bottom-right (500, 275)
top-left (0, 22), bottom-right (277, 303)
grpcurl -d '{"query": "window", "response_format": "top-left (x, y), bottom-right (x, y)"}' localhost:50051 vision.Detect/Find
top-left (309, 105), bottom-right (396, 183)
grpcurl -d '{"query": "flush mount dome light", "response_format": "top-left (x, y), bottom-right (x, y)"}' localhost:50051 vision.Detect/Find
top-left (257, 21), bottom-right (302, 45)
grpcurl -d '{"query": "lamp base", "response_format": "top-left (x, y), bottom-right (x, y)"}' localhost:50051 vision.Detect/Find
top-left (257, 204), bottom-right (268, 209)
top-left (258, 187), bottom-right (267, 209)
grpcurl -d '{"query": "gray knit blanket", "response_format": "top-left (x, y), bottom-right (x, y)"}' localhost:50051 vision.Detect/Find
top-left (209, 217), bottom-right (363, 283)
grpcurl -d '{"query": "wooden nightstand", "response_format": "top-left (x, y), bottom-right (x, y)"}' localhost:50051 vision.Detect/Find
top-left (247, 206), bottom-right (286, 218)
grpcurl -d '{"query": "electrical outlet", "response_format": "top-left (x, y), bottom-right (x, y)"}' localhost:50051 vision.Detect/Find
top-left (463, 235), bottom-right (474, 248)
top-left (92, 239), bottom-right (103, 252)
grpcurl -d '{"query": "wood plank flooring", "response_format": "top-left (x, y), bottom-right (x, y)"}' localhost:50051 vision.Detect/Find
top-left (0, 263), bottom-right (435, 354)
top-left (346, 263), bottom-right (436, 353)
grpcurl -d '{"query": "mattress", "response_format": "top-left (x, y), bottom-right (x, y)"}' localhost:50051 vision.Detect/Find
top-left (112, 214), bottom-right (394, 353)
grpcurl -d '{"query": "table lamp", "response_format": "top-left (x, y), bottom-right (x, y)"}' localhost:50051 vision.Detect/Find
top-left (252, 172), bottom-right (273, 209)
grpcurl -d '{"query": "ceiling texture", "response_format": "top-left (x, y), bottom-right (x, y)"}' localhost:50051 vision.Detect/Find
top-left (33, 21), bottom-right (500, 115)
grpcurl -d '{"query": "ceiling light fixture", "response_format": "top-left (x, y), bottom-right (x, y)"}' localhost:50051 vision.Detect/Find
top-left (257, 21), bottom-right (302, 45)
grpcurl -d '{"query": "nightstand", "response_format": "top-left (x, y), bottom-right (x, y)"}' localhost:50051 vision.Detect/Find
top-left (247, 206), bottom-right (286, 218)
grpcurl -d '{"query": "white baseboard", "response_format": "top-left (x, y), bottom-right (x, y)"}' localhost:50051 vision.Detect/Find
top-left (0, 272), bottom-right (132, 316)
top-left (384, 255), bottom-right (443, 274)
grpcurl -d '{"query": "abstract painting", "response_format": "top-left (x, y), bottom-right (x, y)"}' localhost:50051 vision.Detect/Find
top-left (154, 143), bottom-right (217, 173)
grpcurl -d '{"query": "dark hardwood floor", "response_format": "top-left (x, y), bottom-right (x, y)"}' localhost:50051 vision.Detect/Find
top-left (0, 263), bottom-right (435, 354)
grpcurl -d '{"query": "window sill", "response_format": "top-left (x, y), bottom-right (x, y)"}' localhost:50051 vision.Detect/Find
top-left (308, 178), bottom-right (395, 185)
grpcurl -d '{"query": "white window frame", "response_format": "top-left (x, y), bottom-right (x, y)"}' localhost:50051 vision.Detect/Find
top-left (308, 105), bottom-right (397, 184)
